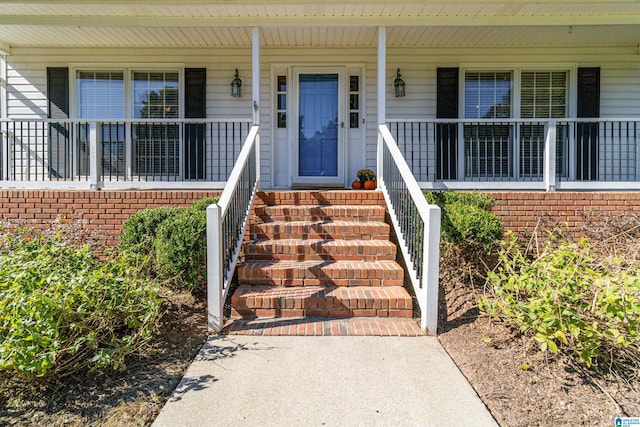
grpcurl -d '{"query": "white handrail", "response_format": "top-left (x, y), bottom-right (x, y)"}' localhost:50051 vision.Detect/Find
top-left (378, 124), bottom-right (441, 335)
top-left (207, 125), bottom-right (260, 332)
top-left (217, 125), bottom-right (259, 217)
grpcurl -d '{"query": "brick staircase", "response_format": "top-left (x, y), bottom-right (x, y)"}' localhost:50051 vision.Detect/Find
top-left (223, 190), bottom-right (422, 336)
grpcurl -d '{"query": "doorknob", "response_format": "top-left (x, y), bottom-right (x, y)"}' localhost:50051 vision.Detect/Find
top-left (340, 122), bottom-right (345, 128)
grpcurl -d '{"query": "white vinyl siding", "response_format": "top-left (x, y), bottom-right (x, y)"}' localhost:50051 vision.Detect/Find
top-left (4, 44), bottom-right (640, 188)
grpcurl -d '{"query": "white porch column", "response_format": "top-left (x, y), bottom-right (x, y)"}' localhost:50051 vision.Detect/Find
top-left (377, 27), bottom-right (386, 126)
top-left (0, 53), bottom-right (6, 120)
top-left (1, 53), bottom-right (7, 181)
top-left (252, 27), bottom-right (260, 126)
top-left (377, 27), bottom-right (386, 177)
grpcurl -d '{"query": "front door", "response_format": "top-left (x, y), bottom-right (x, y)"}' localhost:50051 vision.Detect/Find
top-left (292, 67), bottom-right (345, 186)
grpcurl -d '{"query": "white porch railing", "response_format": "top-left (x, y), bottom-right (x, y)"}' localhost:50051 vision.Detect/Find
top-left (378, 124), bottom-right (441, 335)
top-left (0, 118), bottom-right (251, 189)
top-left (206, 125), bottom-right (260, 332)
top-left (388, 118), bottom-right (640, 191)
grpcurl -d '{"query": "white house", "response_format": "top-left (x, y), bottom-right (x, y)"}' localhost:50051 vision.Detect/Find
top-left (0, 0), bottom-right (638, 192)
top-left (1, 1), bottom-right (639, 333)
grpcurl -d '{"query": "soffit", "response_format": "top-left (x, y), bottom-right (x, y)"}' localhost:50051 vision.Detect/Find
top-left (0, 2), bottom-right (638, 49)
top-left (0, 25), bottom-right (638, 49)
top-left (1, 2), bottom-right (639, 20)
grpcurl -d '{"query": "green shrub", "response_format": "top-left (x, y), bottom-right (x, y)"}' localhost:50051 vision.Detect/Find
top-left (444, 202), bottom-right (503, 251)
top-left (119, 197), bottom-right (219, 289)
top-left (425, 191), bottom-right (503, 251)
top-left (479, 232), bottom-right (640, 374)
top-left (0, 233), bottom-right (161, 381)
top-left (121, 206), bottom-right (184, 254)
top-left (154, 209), bottom-right (207, 289)
top-left (188, 196), bottom-right (220, 213)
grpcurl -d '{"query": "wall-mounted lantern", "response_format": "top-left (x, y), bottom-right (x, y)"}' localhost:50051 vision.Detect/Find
top-left (394, 68), bottom-right (406, 98)
top-left (231, 69), bottom-right (242, 98)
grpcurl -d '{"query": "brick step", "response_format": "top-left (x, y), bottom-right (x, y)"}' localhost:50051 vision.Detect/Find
top-left (230, 285), bottom-right (412, 318)
top-left (255, 190), bottom-right (384, 207)
top-left (251, 220), bottom-right (390, 240)
top-left (244, 239), bottom-right (397, 261)
top-left (238, 260), bottom-right (404, 287)
top-left (223, 317), bottom-right (423, 336)
top-left (254, 205), bottom-right (386, 223)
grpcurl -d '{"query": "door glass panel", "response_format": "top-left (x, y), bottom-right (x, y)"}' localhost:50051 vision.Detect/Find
top-left (298, 74), bottom-right (338, 177)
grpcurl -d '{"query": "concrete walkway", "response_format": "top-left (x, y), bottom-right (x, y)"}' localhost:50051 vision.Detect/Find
top-left (153, 336), bottom-right (498, 427)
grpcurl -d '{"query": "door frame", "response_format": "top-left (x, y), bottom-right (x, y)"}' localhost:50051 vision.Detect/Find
top-left (290, 66), bottom-right (347, 187)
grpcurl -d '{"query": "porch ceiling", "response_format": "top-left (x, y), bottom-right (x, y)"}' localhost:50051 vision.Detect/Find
top-left (0, 1), bottom-right (638, 50)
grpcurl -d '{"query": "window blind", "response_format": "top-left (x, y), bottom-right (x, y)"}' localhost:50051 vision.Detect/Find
top-left (521, 71), bottom-right (567, 119)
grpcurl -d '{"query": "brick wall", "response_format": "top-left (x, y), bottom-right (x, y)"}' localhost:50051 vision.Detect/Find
top-left (0, 190), bottom-right (221, 245)
top-left (2, 190), bottom-right (640, 246)
top-left (490, 192), bottom-right (640, 234)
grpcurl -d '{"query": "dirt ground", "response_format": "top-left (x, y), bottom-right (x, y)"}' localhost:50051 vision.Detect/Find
top-left (0, 288), bottom-right (208, 427)
top-left (438, 255), bottom-right (640, 427)
top-left (1, 247), bottom-right (639, 426)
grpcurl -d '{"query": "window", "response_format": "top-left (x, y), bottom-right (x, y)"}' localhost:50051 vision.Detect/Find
top-left (349, 76), bottom-right (360, 128)
top-left (77, 71), bottom-right (125, 177)
top-left (75, 69), bottom-right (182, 180)
top-left (520, 71), bottom-right (568, 178)
top-left (460, 69), bottom-right (570, 180)
top-left (464, 72), bottom-right (513, 178)
top-left (276, 76), bottom-right (286, 128)
top-left (132, 72), bottom-right (180, 178)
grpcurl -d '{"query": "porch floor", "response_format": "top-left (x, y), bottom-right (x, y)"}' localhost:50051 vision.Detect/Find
top-left (223, 316), bottom-right (422, 336)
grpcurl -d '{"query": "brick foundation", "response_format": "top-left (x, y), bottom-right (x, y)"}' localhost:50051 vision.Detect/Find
top-left (490, 192), bottom-right (640, 234)
top-left (2, 190), bottom-right (640, 245)
top-left (0, 190), bottom-right (221, 245)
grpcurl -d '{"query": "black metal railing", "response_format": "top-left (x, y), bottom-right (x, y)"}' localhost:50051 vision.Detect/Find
top-left (388, 118), bottom-right (640, 186)
top-left (0, 118), bottom-right (251, 187)
top-left (1, 120), bottom-right (90, 182)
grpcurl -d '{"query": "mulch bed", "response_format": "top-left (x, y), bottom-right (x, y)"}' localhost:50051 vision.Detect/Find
top-left (438, 263), bottom-right (640, 426)
top-left (0, 288), bottom-right (208, 427)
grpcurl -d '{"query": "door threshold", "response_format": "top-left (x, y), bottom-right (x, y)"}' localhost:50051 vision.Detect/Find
top-left (291, 183), bottom-right (346, 190)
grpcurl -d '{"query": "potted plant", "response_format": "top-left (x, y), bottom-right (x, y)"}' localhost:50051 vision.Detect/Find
top-left (356, 168), bottom-right (377, 190)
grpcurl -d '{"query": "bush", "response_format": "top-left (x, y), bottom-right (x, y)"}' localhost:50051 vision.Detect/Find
top-left (479, 232), bottom-right (640, 374)
top-left (0, 232), bottom-right (161, 381)
top-left (188, 196), bottom-right (220, 213)
top-left (119, 197), bottom-right (219, 289)
top-left (425, 191), bottom-right (503, 251)
top-left (154, 209), bottom-right (208, 289)
top-left (121, 206), bottom-right (185, 254)
top-left (425, 190), bottom-right (495, 211)
top-left (444, 202), bottom-right (504, 251)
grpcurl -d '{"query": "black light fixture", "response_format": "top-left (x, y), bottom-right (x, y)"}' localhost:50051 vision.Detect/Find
top-left (231, 69), bottom-right (242, 98)
top-left (394, 68), bottom-right (406, 98)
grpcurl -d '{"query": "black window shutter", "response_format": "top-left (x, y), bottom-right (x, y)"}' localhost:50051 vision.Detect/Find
top-left (47, 67), bottom-right (69, 119)
top-left (47, 68), bottom-right (69, 179)
top-left (576, 67), bottom-right (600, 181)
top-left (184, 68), bottom-right (206, 180)
top-left (436, 68), bottom-right (458, 180)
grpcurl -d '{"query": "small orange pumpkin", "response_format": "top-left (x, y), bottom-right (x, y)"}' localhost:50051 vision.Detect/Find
top-left (364, 180), bottom-right (377, 190)
top-left (351, 180), bottom-right (362, 190)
